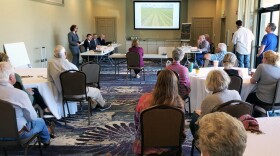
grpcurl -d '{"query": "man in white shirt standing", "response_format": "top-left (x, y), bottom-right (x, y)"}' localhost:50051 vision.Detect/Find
top-left (232, 20), bottom-right (255, 68)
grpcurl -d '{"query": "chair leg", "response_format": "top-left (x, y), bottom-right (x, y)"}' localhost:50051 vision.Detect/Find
top-left (191, 139), bottom-right (195, 156)
top-left (66, 101), bottom-right (71, 118)
top-left (24, 144), bottom-right (29, 156)
top-left (188, 96), bottom-right (191, 116)
top-left (3, 147), bottom-right (7, 156)
top-left (80, 101), bottom-right (83, 111)
top-left (88, 100), bottom-right (91, 125)
top-left (143, 69), bottom-right (145, 81)
top-left (37, 136), bottom-right (42, 156)
top-left (126, 69), bottom-right (129, 84)
top-left (62, 101), bottom-right (67, 126)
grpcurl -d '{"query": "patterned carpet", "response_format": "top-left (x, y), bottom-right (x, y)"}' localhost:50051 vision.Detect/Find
top-left (2, 60), bottom-right (200, 156)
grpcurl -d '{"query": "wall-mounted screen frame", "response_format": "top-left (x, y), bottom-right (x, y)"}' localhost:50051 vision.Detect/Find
top-left (134, 1), bottom-right (181, 30)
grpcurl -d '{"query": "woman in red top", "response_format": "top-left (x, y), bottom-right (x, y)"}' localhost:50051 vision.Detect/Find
top-left (133, 69), bottom-right (185, 155)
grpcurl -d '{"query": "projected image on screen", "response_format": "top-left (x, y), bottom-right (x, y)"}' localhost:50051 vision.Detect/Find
top-left (141, 4), bottom-right (173, 26)
top-left (134, 1), bottom-right (180, 30)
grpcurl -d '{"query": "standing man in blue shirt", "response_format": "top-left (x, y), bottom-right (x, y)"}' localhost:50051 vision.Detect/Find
top-left (257, 23), bottom-right (278, 66)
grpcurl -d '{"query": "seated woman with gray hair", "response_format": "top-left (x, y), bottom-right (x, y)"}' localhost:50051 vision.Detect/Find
top-left (190, 70), bottom-right (241, 138)
top-left (198, 112), bottom-right (247, 156)
top-left (166, 48), bottom-right (191, 98)
top-left (223, 52), bottom-right (243, 77)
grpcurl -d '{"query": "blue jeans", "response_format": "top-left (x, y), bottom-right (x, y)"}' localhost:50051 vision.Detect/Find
top-left (196, 53), bottom-right (205, 67)
top-left (19, 118), bottom-right (50, 144)
top-left (236, 52), bottom-right (250, 68)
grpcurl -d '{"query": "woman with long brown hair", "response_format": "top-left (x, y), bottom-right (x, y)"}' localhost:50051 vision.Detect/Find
top-left (133, 69), bottom-right (184, 155)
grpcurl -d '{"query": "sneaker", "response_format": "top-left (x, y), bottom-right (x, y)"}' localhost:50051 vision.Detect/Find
top-left (136, 74), bottom-right (140, 79)
top-left (99, 103), bottom-right (111, 111)
top-left (43, 112), bottom-right (55, 118)
top-left (43, 141), bottom-right (50, 146)
top-left (89, 98), bottom-right (98, 109)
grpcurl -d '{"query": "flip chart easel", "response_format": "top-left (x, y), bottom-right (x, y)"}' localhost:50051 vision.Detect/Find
top-left (3, 42), bottom-right (31, 68)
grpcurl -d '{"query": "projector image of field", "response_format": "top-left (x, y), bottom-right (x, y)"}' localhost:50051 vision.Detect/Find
top-left (141, 8), bottom-right (173, 27)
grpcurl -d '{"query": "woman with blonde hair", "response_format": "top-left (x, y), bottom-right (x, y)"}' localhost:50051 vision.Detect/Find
top-left (190, 69), bottom-right (241, 137)
top-left (133, 69), bottom-right (184, 155)
top-left (246, 50), bottom-right (280, 113)
top-left (128, 39), bottom-right (144, 78)
top-left (223, 52), bottom-right (243, 77)
top-left (198, 112), bottom-right (247, 156)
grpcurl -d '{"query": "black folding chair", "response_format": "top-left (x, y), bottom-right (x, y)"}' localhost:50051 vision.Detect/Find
top-left (140, 105), bottom-right (184, 156)
top-left (126, 51), bottom-right (145, 84)
top-left (60, 70), bottom-right (93, 126)
top-left (81, 62), bottom-right (101, 89)
top-left (228, 74), bottom-right (243, 94)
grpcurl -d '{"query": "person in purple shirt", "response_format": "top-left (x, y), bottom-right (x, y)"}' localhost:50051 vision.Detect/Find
top-left (257, 23), bottom-right (278, 67)
top-left (166, 48), bottom-right (191, 98)
top-left (128, 39), bottom-right (144, 78)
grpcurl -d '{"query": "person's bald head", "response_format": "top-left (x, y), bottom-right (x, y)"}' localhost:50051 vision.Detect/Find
top-left (54, 45), bottom-right (66, 58)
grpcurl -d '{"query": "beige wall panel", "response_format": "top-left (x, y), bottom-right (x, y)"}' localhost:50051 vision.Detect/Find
top-left (0, 0), bottom-right (94, 67)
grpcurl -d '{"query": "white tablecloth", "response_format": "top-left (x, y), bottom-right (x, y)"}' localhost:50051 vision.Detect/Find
top-left (244, 117), bottom-right (280, 156)
top-left (15, 68), bottom-right (77, 119)
top-left (189, 67), bottom-right (256, 112)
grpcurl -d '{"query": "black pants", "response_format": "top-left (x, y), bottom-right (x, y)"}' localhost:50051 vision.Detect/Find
top-left (246, 92), bottom-right (273, 116)
top-left (134, 69), bottom-right (141, 75)
top-left (32, 88), bottom-right (48, 110)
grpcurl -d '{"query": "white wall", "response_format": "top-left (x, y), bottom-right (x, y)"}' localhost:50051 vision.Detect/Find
top-left (0, 0), bottom-right (94, 67)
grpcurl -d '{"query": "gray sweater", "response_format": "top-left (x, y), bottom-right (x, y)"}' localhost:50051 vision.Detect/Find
top-left (201, 89), bottom-right (241, 116)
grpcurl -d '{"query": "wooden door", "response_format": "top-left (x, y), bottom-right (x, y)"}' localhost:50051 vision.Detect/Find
top-left (191, 17), bottom-right (213, 46)
top-left (95, 17), bottom-right (116, 43)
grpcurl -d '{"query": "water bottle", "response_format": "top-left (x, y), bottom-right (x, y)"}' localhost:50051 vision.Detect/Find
top-left (188, 62), bottom-right (194, 73)
top-left (87, 47), bottom-right (89, 52)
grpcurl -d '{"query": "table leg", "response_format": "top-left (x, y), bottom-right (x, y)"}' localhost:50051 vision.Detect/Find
top-left (114, 59), bottom-right (117, 80)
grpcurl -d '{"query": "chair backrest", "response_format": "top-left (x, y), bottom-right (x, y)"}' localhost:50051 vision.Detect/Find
top-left (80, 62), bottom-right (100, 88)
top-left (211, 100), bottom-right (253, 118)
top-left (140, 105), bottom-right (184, 155)
top-left (272, 79), bottom-right (280, 110)
top-left (228, 75), bottom-right (243, 94)
top-left (126, 51), bottom-right (140, 68)
top-left (0, 99), bottom-right (20, 140)
top-left (59, 70), bottom-right (87, 99)
top-left (79, 45), bottom-right (86, 53)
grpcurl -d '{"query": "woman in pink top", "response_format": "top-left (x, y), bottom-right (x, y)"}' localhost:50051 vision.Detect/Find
top-left (133, 70), bottom-right (185, 155)
top-left (128, 39), bottom-right (144, 78)
top-left (166, 48), bottom-right (191, 97)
